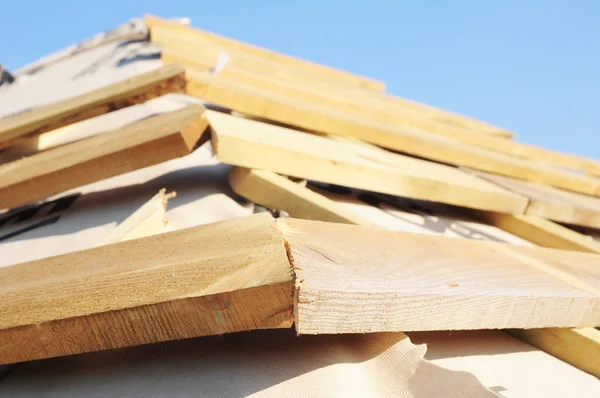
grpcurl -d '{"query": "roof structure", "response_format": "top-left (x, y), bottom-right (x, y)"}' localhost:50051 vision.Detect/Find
top-left (0, 14), bottom-right (599, 397)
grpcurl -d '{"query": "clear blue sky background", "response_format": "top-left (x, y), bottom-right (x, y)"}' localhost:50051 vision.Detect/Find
top-left (1, 1), bottom-right (598, 158)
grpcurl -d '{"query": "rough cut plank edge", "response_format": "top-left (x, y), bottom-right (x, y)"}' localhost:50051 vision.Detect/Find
top-left (0, 283), bottom-right (294, 365)
top-left (145, 14), bottom-right (386, 92)
top-left (0, 64), bottom-right (186, 148)
top-left (0, 213), bottom-right (295, 364)
top-left (0, 104), bottom-right (208, 211)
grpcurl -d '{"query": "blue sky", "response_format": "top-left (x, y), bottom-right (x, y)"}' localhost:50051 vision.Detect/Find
top-left (1, 1), bottom-right (598, 158)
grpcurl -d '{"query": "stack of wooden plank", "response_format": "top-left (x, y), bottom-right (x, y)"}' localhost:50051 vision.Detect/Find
top-left (1, 14), bottom-right (599, 395)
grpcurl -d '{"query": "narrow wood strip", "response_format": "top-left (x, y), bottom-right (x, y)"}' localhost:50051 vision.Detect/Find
top-left (278, 218), bottom-right (600, 334)
top-left (146, 15), bottom-right (385, 91)
top-left (186, 70), bottom-right (600, 195)
top-left (0, 64), bottom-right (186, 148)
top-left (508, 328), bottom-right (600, 378)
top-left (206, 110), bottom-right (528, 214)
top-left (151, 19), bottom-right (511, 138)
top-left (0, 213), bottom-right (294, 364)
top-left (229, 167), bottom-right (375, 226)
top-left (476, 212), bottom-right (600, 253)
top-left (0, 105), bottom-right (208, 211)
top-left (470, 170), bottom-right (600, 229)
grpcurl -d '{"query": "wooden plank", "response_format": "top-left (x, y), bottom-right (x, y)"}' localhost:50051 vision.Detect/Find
top-left (0, 105), bottom-right (208, 211)
top-left (164, 48), bottom-right (516, 146)
top-left (278, 218), bottom-right (600, 334)
top-left (186, 70), bottom-right (600, 195)
top-left (476, 212), bottom-right (600, 253)
top-left (471, 170), bottom-right (600, 228)
top-left (145, 15), bottom-right (386, 91)
top-left (231, 168), bottom-right (532, 244)
top-left (474, 210), bottom-right (600, 378)
top-left (0, 213), bottom-right (294, 364)
top-left (232, 171), bottom-right (600, 377)
top-left (152, 22), bottom-right (511, 139)
top-left (508, 328), bottom-right (600, 378)
top-left (206, 110), bottom-right (528, 214)
top-left (0, 65), bottom-right (186, 148)
top-left (229, 167), bottom-right (375, 226)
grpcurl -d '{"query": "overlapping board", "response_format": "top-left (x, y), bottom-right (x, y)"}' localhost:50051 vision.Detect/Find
top-left (205, 110), bottom-right (528, 214)
top-left (0, 105), bottom-right (208, 210)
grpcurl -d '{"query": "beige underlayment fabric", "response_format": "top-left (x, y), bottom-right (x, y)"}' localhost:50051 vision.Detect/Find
top-left (0, 330), bottom-right (496, 397)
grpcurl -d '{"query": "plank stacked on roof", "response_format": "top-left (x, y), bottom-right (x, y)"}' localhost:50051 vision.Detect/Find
top-left (1, 12), bottom-right (600, 389)
top-left (205, 110), bottom-right (528, 214)
top-left (0, 65), bottom-right (186, 148)
top-left (185, 70), bottom-right (600, 195)
top-left (0, 213), bottom-right (294, 364)
top-left (0, 105), bottom-right (207, 210)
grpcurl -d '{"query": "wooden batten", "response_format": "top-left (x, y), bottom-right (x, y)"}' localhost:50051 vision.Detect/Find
top-left (471, 170), bottom-right (600, 229)
top-left (0, 213), bottom-right (294, 364)
top-left (146, 15), bottom-right (385, 91)
top-left (205, 110), bottom-right (529, 214)
top-left (0, 105), bottom-right (208, 211)
top-left (186, 70), bottom-right (599, 195)
top-left (0, 65), bottom-right (186, 148)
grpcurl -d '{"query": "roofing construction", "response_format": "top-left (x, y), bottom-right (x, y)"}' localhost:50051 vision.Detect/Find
top-left (0, 14), bottom-right (599, 397)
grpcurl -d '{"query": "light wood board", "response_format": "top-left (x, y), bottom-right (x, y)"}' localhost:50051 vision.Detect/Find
top-left (508, 327), bottom-right (600, 378)
top-left (186, 70), bottom-right (600, 195)
top-left (206, 110), bottom-right (528, 214)
top-left (232, 169), bottom-right (600, 377)
top-left (0, 104), bottom-right (208, 211)
top-left (152, 21), bottom-right (511, 138)
top-left (164, 47), bottom-right (515, 146)
top-left (476, 212), bottom-right (600, 253)
top-left (471, 170), bottom-right (600, 228)
top-left (278, 218), bottom-right (600, 334)
top-left (146, 15), bottom-right (385, 91)
top-left (0, 213), bottom-right (294, 364)
top-left (0, 64), bottom-right (186, 148)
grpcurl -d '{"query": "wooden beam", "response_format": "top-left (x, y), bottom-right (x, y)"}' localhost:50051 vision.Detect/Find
top-left (476, 212), bottom-right (600, 253)
top-left (206, 110), bottom-right (528, 214)
top-left (0, 105), bottom-right (208, 211)
top-left (145, 15), bottom-right (386, 91)
top-left (278, 218), bottom-right (600, 334)
top-left (186, 70), bottom-right (600, 195)
top-left (0, 213), bottom-right (294, 364)
top-left (470, 170), bottom-right (600, 228)
top-left (0, 65), bottom-right (186, 148)
top-left (229, 167), bottom-right (375, 226)
top-left (164, 47), bottom-right (515, 146)
top-left (152, 22), bottom-right (511, 139)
